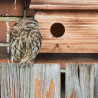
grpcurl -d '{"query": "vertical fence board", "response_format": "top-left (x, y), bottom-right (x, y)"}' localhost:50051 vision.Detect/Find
top-left (1, 63), bottom-right (31, 98)
top-left (65, 63), bottom-right (82, 98)
top-left (20, 66), bottom-right (31, 98)
top-left (65, 63), bottom-right (95, 98)
top-left (1, 63), bottom-right (60, 98)
top-left (30, 64), bottom-right (45, 98)
top-left (30, 64), bottom-right (60, 98)
top-left (79, 64), bottom-right (95, 98)
top-left (44, 64), bottom-right (60, 98)
top-left (95, 63), bottom-right (98, 98)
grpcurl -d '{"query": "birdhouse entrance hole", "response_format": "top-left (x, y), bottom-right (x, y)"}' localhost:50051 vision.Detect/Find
top-left (50, 23), bottom-right (65, 37)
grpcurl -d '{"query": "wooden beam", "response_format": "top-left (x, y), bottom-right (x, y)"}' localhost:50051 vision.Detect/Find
top-left (29, 0), bottom-right (98, 10)
top-left (29, 4), bottom-right (98, 10)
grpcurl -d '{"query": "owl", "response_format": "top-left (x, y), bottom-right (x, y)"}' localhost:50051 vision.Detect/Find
top-left (10, 18), bottom-right (42, 67)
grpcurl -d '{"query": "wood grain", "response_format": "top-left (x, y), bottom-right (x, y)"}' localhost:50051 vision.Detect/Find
top-left (30, 0), bottom-right (98, 10)
top-left (1, 63), bottom-right (31, 98)
top-left (1, 63), bottom-right (60, 98)
top-left (35, 11), bottom-right (98, 53)
top-left (31, 64), bottom-right (60, 98)
top-left (65, 63), bottom-right (95, 98)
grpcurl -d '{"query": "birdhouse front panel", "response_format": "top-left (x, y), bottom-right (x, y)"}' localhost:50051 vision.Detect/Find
top-left (35, 11), bottom-right (98, 53)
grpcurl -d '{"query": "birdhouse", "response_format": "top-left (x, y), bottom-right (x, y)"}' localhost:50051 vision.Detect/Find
top-left (29, 0), bottom-right (98, 53)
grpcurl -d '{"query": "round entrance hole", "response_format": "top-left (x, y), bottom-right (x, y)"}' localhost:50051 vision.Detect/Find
top-left (50, 23), bottom-right (65, 37)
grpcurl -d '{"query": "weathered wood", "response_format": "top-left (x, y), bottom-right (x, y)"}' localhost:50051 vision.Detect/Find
top-left (1, 63), bottom-right (31, 98)
top-left (30, 64), bottom-right (45, 97)
top-left (1, 63), bottom-right (60, 98)
top-left (65, 63), bottom-right (95, 98)
top-left (95, 63), bottom-right (98, 98)
top-left (30, 64), bottom-right (60, 98)
top-left (30, 0), bottom-right (98, 10)
top-left (35, 11), bottom-right (98, 53)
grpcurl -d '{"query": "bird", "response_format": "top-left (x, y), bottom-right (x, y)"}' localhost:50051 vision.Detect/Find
top-left (9, 18), bottom-right (42, 67)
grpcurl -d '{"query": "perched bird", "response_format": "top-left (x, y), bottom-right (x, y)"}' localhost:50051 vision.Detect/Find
top-left (10, 18), bottom-right (42, 67)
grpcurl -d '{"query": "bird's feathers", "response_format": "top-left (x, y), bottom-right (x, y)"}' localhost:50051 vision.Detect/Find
top-left (10, 18), bottom-right (42, 67)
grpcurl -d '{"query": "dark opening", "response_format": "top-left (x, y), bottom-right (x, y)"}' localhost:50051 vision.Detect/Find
top-left (50, 23), bottom-right (65, 37)
top-left (61, 73), bottom-right (65, 98)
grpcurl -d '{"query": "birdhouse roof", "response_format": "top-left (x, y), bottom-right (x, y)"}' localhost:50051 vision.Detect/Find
top-left (29, 0), bottom-right (98, 10)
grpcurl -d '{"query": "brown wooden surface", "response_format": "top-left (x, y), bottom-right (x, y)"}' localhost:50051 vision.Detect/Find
top-left (30, 0), bottom-right (98, 10)
top-left (35, 11), bottom-right (98, 53)
top-left (0, 0), bottom-right (24, 16)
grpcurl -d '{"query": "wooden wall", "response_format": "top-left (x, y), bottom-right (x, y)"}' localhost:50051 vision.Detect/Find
top-left (1, 63), bottom-right (98, 98)
top-left (1, 64), bottom-right (60, 98)
top-left (1, 1), bottom-right (98, 65)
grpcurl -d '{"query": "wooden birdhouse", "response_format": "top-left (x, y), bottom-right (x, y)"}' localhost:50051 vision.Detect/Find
top-left (29, 0), bottom-right (98, 53)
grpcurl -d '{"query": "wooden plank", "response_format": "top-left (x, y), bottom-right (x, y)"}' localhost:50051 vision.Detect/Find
top-left (44, 64), bottom-right (60, 98)
top-left (95, 63), bottom-right (98, 98)
top-left (30, 0), bottom-right (98, 10)
top-left (30, 64), bottom-right (45, 97)
top-left (1, 63), bottom-right (31, 98)
top-left (30, 64), bottom-right (60, 98)
top-left (79, 64), bottom-right (95, 98)
top-left (35, 11), bottom-right (98, 53)
top-left (65, 63), bottom-right (95, 98)
top-left (1, 63), bottom-right (60, 98)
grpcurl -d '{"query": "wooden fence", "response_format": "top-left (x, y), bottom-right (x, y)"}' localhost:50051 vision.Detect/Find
top-left (0, 63), bottom-right (98, 98)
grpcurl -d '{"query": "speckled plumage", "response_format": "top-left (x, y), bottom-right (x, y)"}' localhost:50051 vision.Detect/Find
top-left (10, 18), bottom-right (42, 67)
